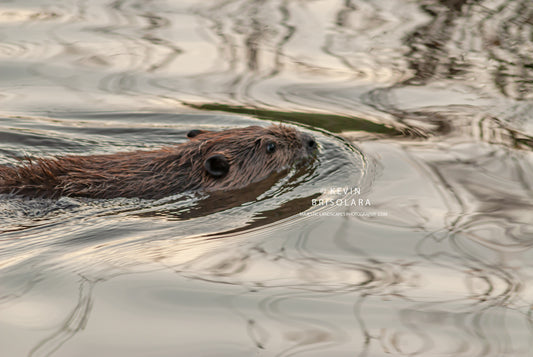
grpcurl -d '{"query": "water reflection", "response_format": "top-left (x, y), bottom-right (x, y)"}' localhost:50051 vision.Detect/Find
top-left (29, 277), bottom-right (95, 357)
top-left (2, 0), bottom-right (531, 143)
top-left (374, 0), bottom-right (533, 141)
top-left (1, 0), bottom-right (533, 356)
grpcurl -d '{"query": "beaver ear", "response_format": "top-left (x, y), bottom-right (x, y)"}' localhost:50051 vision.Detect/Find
top-left (187, 129), bottom-right (209, 139)
top-left (204, 154), bottom-right (229, 178)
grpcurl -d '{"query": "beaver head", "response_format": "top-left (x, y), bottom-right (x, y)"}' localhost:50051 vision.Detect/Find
top-left (183, 125), bottom-right (317, 191)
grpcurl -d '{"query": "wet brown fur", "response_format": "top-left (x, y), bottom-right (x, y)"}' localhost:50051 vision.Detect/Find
top-left (0, 125), bottom-right (316, 199)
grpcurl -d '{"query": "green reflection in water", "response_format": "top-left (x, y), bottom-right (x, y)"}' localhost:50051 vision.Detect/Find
top-left (187, 103), bottom-right (402, 135)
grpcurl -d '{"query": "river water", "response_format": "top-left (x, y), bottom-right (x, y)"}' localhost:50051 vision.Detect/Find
top-left (1, 0), bottom-right (533, 356)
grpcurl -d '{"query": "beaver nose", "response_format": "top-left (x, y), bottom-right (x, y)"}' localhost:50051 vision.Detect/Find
top-left (302, 133), bottom-right (317, 152)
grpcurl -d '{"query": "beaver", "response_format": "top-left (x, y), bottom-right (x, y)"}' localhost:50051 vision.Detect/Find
top-left (0, 125), bottom-right (317, 199)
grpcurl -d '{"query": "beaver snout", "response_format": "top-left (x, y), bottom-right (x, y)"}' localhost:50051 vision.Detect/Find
top-left (301, 133), bottom-right (318, 155)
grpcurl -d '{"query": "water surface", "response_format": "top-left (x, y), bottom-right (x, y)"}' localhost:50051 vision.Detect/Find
top-left (1, 1), bottom-right (533, 356)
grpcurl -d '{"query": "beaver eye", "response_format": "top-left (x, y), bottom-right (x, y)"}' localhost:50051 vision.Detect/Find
top-left (266, 142), bottom-right (276, 153)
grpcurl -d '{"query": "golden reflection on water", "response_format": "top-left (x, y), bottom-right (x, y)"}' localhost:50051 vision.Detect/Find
top-left (0, 0), bottom-right (533, 356)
